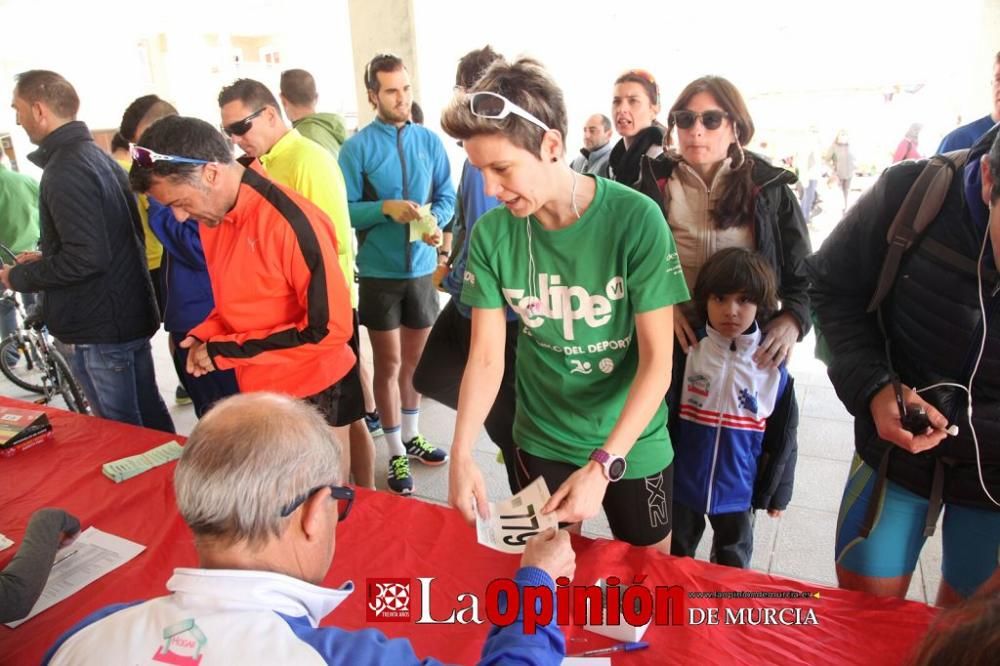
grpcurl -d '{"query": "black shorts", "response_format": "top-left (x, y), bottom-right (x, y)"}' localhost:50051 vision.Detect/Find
top-left (513, 447), bottom-right (673, 547)
top-left (358, 275), bottom-right (439, 331)
top-left (303, 312), bottom-right (365, 427)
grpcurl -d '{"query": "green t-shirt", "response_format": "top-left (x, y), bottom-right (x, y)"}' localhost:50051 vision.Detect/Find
top-left (462, 177), bottom-right (689, 478)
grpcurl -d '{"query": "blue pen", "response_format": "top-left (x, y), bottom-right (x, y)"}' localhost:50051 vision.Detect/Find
top-left (568, 641), bottom-right (650, 658)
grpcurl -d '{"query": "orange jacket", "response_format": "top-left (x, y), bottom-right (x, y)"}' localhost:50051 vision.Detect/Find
top-left (189, 166), bottom-right (355, 397)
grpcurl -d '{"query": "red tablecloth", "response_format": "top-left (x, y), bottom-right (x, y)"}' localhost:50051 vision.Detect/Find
top-left (0, 398), bottom-right (938, 665)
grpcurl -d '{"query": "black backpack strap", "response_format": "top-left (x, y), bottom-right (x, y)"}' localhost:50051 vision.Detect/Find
top-left (867, 151), bottom-right (970, 312)
top-left (920, 237), bottom-right (1000, 283)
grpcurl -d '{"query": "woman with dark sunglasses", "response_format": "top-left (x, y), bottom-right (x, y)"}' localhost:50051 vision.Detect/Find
top-left (608, 69), bottom-right (666, 189)
top-left (440, 57), bottom-right (690, 554)
top-left (639, 75), bottom-right (811, 370)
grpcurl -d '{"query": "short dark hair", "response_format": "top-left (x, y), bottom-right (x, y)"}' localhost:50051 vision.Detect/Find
top-left (440, 57), bottom-right (568, 159)
top-left (280, 69), bottom-right (318, 106)
top-left (14, 70), bottom-right (79, 119)
top-left (614, 69), bottom-right (659, 107)
top-left (364, 53), bottom-right (404, 92)
top-left (455, 45), bottom-right (502, 89)
top-left (120, 95), bottom-right (178, 143)
top-left (595, 114), bottom-right (612, 131)
top-left (218, 78), bottom-right (280, 112)
top-left (129, 116), bottom-right (234, 193)
top-left (410, 101), bottom-right (424, 124)
top-left (990, 129), bottom-right (1000, 205)
top-left (693, 247), bottom-right (779, 322)
top-left (110, 132), bottom-right (130, 153)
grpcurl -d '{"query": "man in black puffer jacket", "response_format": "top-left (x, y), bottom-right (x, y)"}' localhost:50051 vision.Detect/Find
top-left (1, 70), bottom-right (173, 433)
top-left (806, 125), bottom-right (1000, 607)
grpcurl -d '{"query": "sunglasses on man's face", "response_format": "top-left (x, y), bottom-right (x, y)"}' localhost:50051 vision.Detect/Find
top-left (469, 91), bottom-right (551, 133)
top-left (222, 108), bottom-right (266, 137)
top-left (129, 144), bottom-right (210, 169)
top-left (671, 109), bottom-right (730, 131)
top-left (279, 484), bottom-right (355, 521)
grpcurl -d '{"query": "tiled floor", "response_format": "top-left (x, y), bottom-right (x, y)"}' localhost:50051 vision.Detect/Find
top-left (1, 183), bottom-right (943, 605)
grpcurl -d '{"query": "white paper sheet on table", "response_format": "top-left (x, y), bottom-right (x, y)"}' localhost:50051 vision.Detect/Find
top-left (5, 527), bottom-right (145, 628)
top-left (0, 533), bottom-right (12, 551)
top-left (562, 659), bottom-right (610, 665)
top-left (475, 477), bottom-right (558, 553)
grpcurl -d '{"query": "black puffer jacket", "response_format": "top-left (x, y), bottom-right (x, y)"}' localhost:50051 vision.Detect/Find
top-left (9, 122), bottom-right (158, 344)
top-left (639, 153), bottom-right (813, 336)
top-left (805, 126), bottom-right (1000, 510)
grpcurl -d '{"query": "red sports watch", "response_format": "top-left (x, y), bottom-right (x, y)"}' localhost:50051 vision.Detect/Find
top-left (589, 449), bottom-right (627, 482)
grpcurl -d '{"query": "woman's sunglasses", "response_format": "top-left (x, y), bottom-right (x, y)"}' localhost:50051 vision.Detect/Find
top-left (469, 91), bottom-right (550, 133)
top-left (222, 108), bottom-right (266, 137)
top-left (129, 144), bottom-right (210, 169)
top-left (279, 484), bottom-right (355, 521)
top-left (671, 109), bottom-right (730, 131)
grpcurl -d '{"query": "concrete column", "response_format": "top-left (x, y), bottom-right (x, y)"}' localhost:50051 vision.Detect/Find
top-left (346, 0), bottom-right (421, 128)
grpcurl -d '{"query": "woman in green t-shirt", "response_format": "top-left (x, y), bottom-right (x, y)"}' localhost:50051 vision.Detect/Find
top-left (439, 57), bottom-right (690, 552)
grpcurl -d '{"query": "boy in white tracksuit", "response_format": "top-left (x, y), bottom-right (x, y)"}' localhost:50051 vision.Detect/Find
top-left (670, 248), bottom-right (797, 568)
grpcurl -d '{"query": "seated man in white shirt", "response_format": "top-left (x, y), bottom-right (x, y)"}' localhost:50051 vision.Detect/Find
top-left (43, 392), bottom-right (574, 666)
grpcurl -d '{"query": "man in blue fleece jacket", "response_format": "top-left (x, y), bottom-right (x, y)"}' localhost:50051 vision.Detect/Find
top-left (339, 53), bottom-right (456, 496)
top-left (43, 392), bottom-right (573, 665)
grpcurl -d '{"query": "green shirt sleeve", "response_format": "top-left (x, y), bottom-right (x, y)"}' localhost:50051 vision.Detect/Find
top-left (626, 198), bottom-right (690, 312)
top-left (460, 212), bottom-right (506, 310)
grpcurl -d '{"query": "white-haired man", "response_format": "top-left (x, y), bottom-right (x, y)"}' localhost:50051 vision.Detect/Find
top-left (42, 393), bottom-right (575, 665)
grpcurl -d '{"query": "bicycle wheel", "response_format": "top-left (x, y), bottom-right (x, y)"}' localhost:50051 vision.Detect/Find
top-left (0, 333), bottom-right (47, 394)
top-left (50, 347), bottom-right (90, 414)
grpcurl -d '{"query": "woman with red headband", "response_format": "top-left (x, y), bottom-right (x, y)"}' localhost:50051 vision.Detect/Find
top-left (608, 69), bottom-right (665, 189)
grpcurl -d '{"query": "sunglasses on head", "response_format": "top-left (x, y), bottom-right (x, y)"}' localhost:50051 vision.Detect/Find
top-left (671, 109), bottom-right (730, 131)
top-left (365, 52), bottom-right (399, 90)
top-left (129, 144), bottom-right (210, 169)
top-left (469, 91), bottom-right (550, 133)
top-left (222, 108), bottom-right (266, 137)
top-left (280, 484), bottom-right (355, 520)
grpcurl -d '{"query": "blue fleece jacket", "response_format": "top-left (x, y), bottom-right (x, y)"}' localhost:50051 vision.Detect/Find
top-left (339, 118), bottom-right (455, 279)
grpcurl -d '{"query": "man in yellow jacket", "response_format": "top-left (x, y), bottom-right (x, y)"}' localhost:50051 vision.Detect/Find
top-left (218, 78), bottom-right (375, 490)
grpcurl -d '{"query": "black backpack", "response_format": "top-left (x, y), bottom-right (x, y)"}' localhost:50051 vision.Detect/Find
top-left (866, 149), bottom-right (971, 312)
top-left (813, 150), bottom-right (970, 365)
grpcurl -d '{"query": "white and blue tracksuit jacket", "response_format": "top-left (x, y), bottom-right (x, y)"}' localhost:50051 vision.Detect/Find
top-left (673, 324), bottom-right (790, 515)
top-left (42, 567), bottom-right (564, 665)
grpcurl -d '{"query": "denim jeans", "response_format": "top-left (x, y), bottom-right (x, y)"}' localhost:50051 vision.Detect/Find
top-left (64, 337), bottom-right (176, 433)
top-left (0, 293), bottom-right (37, 364)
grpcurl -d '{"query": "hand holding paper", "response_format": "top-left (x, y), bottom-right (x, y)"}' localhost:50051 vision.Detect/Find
top-left (475, 477), bottom-right (558, 553)
top-left (409, 204), bottom-right (440, 245)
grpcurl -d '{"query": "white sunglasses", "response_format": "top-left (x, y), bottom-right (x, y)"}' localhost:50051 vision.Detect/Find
top-left (469, 91), bottom-right (550, 132)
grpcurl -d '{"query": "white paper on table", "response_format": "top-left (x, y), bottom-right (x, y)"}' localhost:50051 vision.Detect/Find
top-left (475, 477), bottom-right (558, 553)
top-left (0, 533), bottom-right (12, 551)
top-left (5, 527), bottom-right (145, 628)
top-left (408, 203), bottom-right (438, 243)
top-left (562, 659), bottom-right (611, 665)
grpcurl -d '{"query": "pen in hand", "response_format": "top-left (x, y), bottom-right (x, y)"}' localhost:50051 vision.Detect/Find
top-left (568, 640), bottom-right (649, 658)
